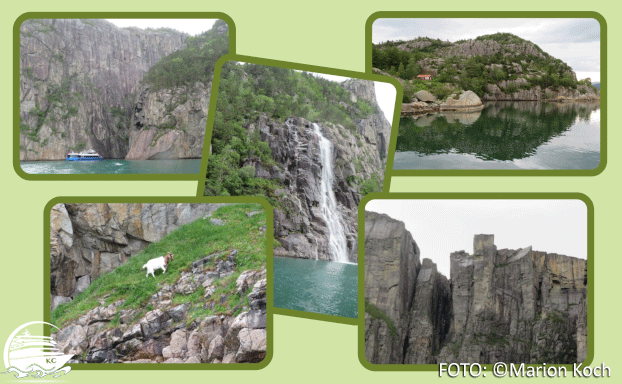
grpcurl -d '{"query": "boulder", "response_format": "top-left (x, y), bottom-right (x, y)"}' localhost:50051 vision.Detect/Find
top-left (236, 270), bottom-right (265, 295)
top-left (414, 90), bottom-right (437, 103)
top-left (51, 295), bottom-right (72, 312)
top-left (186, 329), bottom-right (202, 360)
top-left (235, 328), bottom-right (267, 363)
top-left (166, 303), bottom-right (190, 323)
top-left (139, 309), bottom-right (168, 339)
top-left (72, 275), bottom-right (91, 297)
top-left (440, 91), bottom-right (484, 112)
top-left (207, 335), bottom-right (225, 362)
top-left (162, 329), bottom-right (187, 359)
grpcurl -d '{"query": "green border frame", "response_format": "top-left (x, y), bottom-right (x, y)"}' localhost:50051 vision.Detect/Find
top-left (365, 12), bottom-right (607, 177)
top-left (195, 53), bottom-right (403, 198)
top-left (357, 192), bottom-right (594, 371)
top-left (43, 196), bottom-right (273, 370)
top-left (195, 54), bottom-right (403, 325)
top-left (14, 12), bottom-right (236, 181)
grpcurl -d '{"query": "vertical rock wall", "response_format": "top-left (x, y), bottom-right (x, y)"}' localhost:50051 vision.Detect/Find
top-left (364, 212), bottom-right (588, 365)
top-left (20, 19), bottom-right (188, 160)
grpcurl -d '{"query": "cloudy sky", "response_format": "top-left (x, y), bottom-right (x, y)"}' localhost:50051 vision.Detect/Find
top-left (107, 19), bottom-right (217, 36)
top-left (365, 199), bottom-right (588, 277)
top-left (313, 73), bottom-right (396, 123)
top-left (373, 18), bottom-right (601, 82)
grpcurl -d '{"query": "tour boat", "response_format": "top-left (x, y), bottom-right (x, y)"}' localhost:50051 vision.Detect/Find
top-left (65, 149), bottom-right (103, 161)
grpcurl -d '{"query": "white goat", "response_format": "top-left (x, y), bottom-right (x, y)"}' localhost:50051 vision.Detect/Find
top-left (142, 252), bottom-right (174, 278)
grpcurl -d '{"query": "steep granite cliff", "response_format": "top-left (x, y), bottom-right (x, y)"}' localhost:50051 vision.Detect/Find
top-left (364, 212), bottom-right (587, 364)
top-left (126, 20), bottom-right (229, 159)
top-left (20, 19), bottom-right (229, 161)
top-left (19, 19), bottom-right (187, 160)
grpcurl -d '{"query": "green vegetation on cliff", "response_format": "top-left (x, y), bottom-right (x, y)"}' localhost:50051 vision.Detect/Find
top-left (141, 20), bottom-right (229, 90)
top-left (205, 62), bottom-right (378, 199)
top-left (51, 204), bottom-right (266, 329)
top-left (365, 299), bottom-right (398, 342)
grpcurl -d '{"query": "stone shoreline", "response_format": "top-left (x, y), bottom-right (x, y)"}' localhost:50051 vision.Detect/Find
top-left (402, 97), bottom-right (600, 117)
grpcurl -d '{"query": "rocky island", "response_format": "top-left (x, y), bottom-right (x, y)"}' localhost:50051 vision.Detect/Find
top-left (364, 211), bottom-right (587, 365)
top-left (372, 32), bottom-right (600, 117)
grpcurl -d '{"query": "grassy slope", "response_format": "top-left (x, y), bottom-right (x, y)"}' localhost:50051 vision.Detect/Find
top-left (51, 203), bottom-right (266, 329)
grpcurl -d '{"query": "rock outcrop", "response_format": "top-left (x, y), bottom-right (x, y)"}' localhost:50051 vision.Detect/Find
top-left (50, 203), bottom-right (229, 309)
top-left (342, 79), bottom-right (392, 160)
top-left (54, 268), bottom-right (267, 364)
top-left (364, 212), bottom-right (587, 365)
top-left (19, 19), bottom-right (187, 160)
top-left (125, 21), bottom-right (229, 159)
top-left (125, 82), bottom-right (211, 159)
top-left (440, 91), bottom-right (484, 112)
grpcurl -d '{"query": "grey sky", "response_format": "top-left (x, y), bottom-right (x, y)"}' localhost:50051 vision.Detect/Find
top-left (373, 18), bottom-right (601, 82)
top-left (365, 199), bottom-right (588, 277)
top-left (107, 19), bottom-right (216, 36)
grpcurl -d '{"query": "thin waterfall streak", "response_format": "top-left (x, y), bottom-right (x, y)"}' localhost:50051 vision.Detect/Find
top-left (313, 123), bottom-right (349, 263)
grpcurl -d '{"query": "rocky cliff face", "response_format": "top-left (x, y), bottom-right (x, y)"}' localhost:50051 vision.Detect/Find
top-left (54, 266), bottom-right (267, 364)
top-left (125, 81), bottom-right (211, 159)
top-left (50, 203), bottom-right (229, 309)
top-left (257, 80), bottom-right (390, 262)
top-left (342, 79), bottom-right (392, 159)
top-left (364, 212), bottom-right (587, 365)
top-left (50, 203), bottom-right (267, 364)
top-left (125, 21), bottom-right (229, 159)
top-left (19, 19), bottom-right (188, 160)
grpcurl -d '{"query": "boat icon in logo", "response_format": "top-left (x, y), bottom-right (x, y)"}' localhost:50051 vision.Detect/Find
top-left (3, 321), bottom-right (72, 379)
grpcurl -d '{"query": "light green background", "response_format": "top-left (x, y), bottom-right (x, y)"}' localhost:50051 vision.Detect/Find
top-left (1, 0), bottom-right (617, 382)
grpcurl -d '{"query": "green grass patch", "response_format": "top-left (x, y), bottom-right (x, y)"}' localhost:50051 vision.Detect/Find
top-left (51, 204), bottom-right (267, 329)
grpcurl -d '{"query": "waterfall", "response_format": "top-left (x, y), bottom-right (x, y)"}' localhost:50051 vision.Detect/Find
top-left (313, 123), bottom-right (349, 263)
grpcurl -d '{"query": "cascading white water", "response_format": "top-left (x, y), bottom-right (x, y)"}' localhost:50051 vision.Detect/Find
top-left (313, 123), bottom-right (349, 263)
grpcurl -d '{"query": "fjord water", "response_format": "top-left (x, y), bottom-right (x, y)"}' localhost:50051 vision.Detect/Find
top-left (272, 125), bottom-right (357, 318)
top-left (274, 257), bottom-right (358, 318)
top-left (20, 159), bottom-right (201, 174)
top-left (394, 101), bottom-right (600, 170)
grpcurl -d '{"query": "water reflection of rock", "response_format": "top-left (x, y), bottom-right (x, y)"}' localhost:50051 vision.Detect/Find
top-left (438, 110), bottom-right (482, 126)
top-left (397, 101), bottom-right (600, 161)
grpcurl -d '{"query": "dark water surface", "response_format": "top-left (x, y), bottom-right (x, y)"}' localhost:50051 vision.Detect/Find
top-left (394, 101), bottom-right (601, 170)
top-left (20, 159), bottom-right (202, 174)
top-left (274, 257), bottom-right (358, 319)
